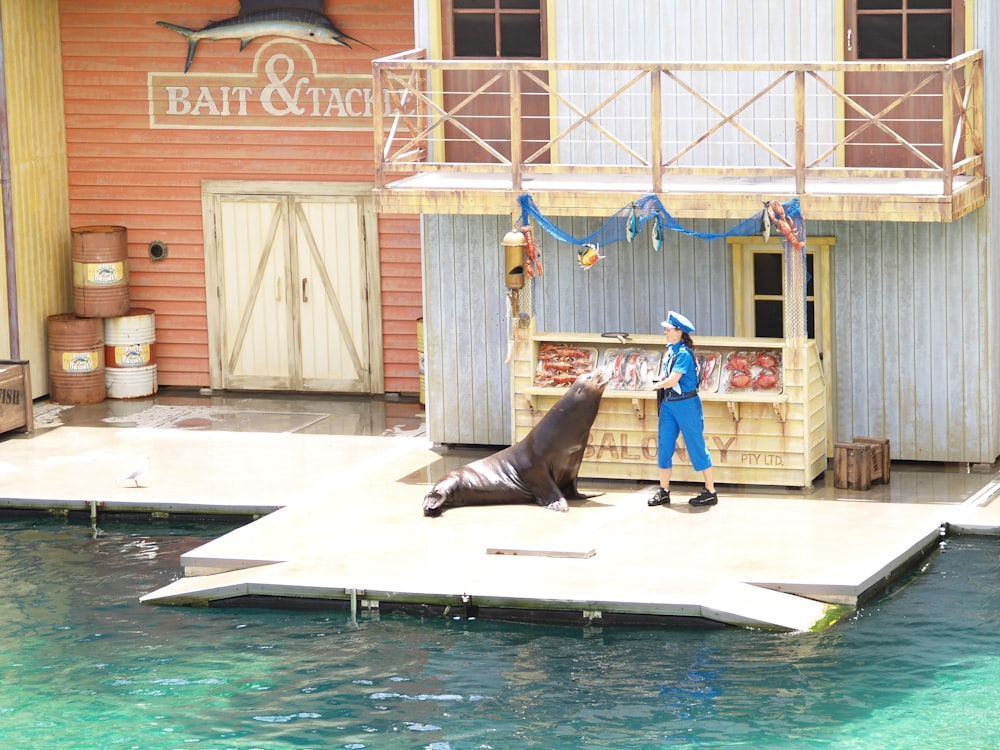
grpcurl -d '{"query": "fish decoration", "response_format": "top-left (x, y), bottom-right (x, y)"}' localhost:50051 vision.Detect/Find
top-left (761, 202), bottom-right (771, 242)
top-left (651, 213), bottom-right (664, 252)
top-left (156, 6), bottom-right (376, 73)
top-left (577, 244), bottom-right (604, 270)
top-left (625, 203), bottom-right (639, 244)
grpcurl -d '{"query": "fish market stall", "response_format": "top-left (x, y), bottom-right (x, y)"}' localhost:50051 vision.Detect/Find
top-left (510, 322), bottom-right (828, 488)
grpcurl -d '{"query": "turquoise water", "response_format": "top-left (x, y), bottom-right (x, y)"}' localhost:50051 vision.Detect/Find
top-left (1, 518), bottom-right (999, 749)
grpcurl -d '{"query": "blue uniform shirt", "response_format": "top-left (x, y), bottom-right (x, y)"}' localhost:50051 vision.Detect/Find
top-left (663, 342), bottom-right (698, 394)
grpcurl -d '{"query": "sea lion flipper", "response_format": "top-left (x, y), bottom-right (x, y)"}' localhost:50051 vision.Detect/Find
top-left (539, 496), bottom-right (569, 512)
top-left (565, 490), bottom-right (604, 501)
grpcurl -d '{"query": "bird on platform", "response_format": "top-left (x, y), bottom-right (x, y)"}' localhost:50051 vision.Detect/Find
top-left (120, 455), bottom-right (149, 488)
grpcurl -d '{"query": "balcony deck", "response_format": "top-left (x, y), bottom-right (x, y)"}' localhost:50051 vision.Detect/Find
top-left (372, 51), bottom-right (988, 222)
top-left (374, 169), bottom-right (985, 221)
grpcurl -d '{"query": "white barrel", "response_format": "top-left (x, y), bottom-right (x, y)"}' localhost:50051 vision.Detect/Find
top-left (104, 308), bottom-right (158, 399)
top-left (105, 365), bottom-right (158, 399)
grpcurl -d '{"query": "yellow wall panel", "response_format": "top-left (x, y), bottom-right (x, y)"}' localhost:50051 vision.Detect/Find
top-left (0, 0), bottom-right (71, 397)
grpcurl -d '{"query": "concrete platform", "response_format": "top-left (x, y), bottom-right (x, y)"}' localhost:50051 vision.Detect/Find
top-left (4, 392), bottom-right (1000, 631)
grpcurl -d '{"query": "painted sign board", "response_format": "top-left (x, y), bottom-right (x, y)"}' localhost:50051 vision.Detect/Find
top-left (149, 40), bottom-right (407, 130)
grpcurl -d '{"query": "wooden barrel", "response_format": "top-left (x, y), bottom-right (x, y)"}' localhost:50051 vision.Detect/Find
top-left (71, 225), bottom-right (130, 318)
top-left (47, 314), bottom-right (106, 404)
top-left (104, 308), bottom-right (158, 399)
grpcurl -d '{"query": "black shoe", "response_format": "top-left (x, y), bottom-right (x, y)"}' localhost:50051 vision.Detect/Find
top-left (647, 488), bottom-right (671, 506)
top-left (689, 488), bottom-right (718, 506)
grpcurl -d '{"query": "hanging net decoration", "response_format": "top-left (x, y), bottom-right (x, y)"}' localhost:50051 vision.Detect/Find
top-left (517, 193), bottom-right (804, 250)
top-left (513, 192), bottom-right (808, 340)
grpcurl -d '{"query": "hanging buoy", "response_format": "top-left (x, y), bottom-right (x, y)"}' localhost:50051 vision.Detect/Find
top-left (502, 229), bottom-right (527, 289)
top-left (577, 244), bottom-right (604, 269)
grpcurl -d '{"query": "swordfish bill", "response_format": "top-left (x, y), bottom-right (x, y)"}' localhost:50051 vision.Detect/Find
top-left (156, 7), bottom-right (376, 73)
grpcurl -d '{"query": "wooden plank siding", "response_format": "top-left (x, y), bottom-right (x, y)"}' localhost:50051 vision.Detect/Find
top-left (975, 1), bottom-right (1000, 464)
top-left (59, 0), bottom-right (421, 394)
top-left (424, 210), bottom-right (997, 465)
top-left (423, 214), bottom-right (512, 445)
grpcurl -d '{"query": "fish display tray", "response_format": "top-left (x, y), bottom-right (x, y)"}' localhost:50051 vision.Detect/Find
top-left (601, 348), bottom-right (662, 391)
top-left (720, 350), bottom-right (783, 393)
top-left (696, 351), bottom-right (722, 393)
top-left (533, 343), bottom-right (597, 387)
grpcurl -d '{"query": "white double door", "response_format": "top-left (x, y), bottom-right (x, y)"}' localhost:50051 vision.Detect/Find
top-left (204, 182), bottom-right (382, 393)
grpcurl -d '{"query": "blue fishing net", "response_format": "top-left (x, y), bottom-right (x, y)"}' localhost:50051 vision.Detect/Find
top-left (518, 193), bottom-right (803, 249)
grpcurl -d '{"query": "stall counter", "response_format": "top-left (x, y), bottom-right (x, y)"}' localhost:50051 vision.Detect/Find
top-left (511, 328), bottom-right (827, 488)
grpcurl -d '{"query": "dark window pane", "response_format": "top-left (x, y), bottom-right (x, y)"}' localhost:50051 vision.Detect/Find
top-left (500, 14), bottom-right (541, 57)
top-left (909, 0), bottom-right (951, 8)
top-left (454, 15), bottom-right (496, 56)
top-left (857, 15), bottom-right (903, 58)
top-left (500, 0), bottom-right (539, 8)
top-left (454, 0), bottom-right (494, 8)
top-left (908, 13), bottom-right (952, 58)
top-left (754, 300), bottom-right (784, 338)
top-left (753, 253), bottom-right (782, 296)
top-left (806, 301), bottom-right (815, 339)
top-left (805, 254), bottom-right (815, 297)
top-left (858, 0), bottom-right (901, 8)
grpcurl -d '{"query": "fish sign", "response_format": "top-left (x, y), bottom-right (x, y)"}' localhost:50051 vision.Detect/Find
top-left (157, 6), bottom-right (375, 73)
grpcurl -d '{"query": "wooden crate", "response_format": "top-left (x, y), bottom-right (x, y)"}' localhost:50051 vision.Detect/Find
top-left (833, 442), bottom-right (871, 490)
top-left (853, 436), bottom-right (890, 484)
top-left (0, 360), bottom-right (33, 435)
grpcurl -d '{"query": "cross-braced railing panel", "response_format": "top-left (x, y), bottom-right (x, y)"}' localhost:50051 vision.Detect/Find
top-left (372, 51), bottom-right (985, 196)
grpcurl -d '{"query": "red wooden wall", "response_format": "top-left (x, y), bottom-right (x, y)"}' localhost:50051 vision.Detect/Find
top-left (59, 0), bottom-right (421, 394)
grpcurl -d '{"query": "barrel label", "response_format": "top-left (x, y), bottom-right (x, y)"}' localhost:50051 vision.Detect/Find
top-left (61, 351), bottom-right (100, 373)
top-left (112, 343), bottom-right (151, 367)
top-left (77, 261), bottom-right (126, 286)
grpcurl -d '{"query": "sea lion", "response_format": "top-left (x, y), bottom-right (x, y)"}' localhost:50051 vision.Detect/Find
top-left (422, 370), bottom-right (609, 516)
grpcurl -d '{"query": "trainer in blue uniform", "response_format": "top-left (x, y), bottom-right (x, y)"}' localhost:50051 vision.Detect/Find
top-left (648, 311), bottom-right (718, 507)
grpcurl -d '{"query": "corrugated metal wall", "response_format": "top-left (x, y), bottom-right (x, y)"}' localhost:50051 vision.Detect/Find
top-left (555, 0), bottom-right (834, 62)
top-left (0, 0), bottom-right (71, 397)
top-left (550, 0), bottom-right (839, 170)
top-left (59, 0), bottom-right (421, 394)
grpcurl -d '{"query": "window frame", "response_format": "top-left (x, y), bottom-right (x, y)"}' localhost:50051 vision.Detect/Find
top-left (442, 0), bottom-right (547, 59)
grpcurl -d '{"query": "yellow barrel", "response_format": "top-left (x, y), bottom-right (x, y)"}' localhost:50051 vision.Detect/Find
top-left (72, 225), bottom-right (130, 318)
top-left (47, 314), bottom-right (106, 404)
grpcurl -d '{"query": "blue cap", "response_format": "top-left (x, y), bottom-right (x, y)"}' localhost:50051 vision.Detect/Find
top-left (661, 310), bottom-right (695, 333)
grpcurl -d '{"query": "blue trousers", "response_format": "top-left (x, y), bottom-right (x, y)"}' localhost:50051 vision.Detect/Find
top-left (657, 396), bottom-right (713, 472)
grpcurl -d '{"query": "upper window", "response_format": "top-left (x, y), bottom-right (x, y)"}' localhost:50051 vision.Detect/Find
top-left (449, 0), bottom-right (543, 58)
top-left (856, 0), bottom-right (954, 59)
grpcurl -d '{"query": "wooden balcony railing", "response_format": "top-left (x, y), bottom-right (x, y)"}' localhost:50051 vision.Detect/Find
top-left (372, 49), bottom-right (987, 221)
